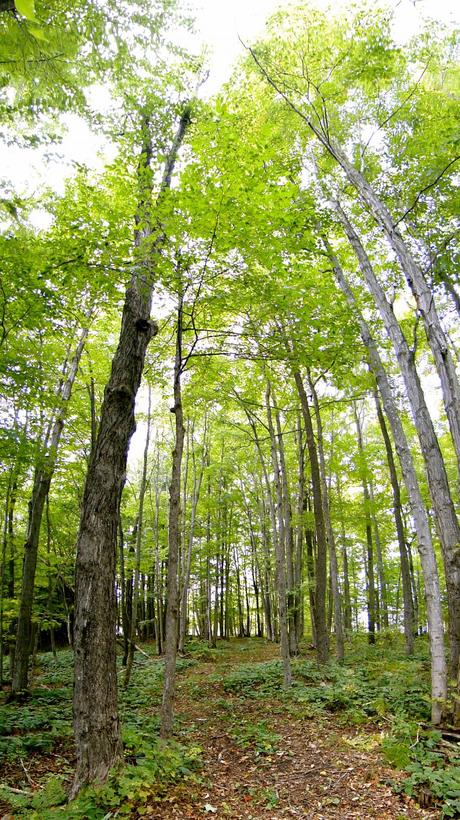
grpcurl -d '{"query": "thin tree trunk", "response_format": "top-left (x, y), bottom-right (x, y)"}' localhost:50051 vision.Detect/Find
top-left (293, 371), bottom-right (329, 664)
top-left (374, 390), bottom-right (414, 653)
top-left (178, 436), bottom-right (205, 653)
top-left (354, 403), bottom-right (377, 644)
top-left (160, 291), bottom-right (186, 738)
top-left (266, 382), bottom-right (292, 686)
top-left (12, 322), bottom-right (90, 696)
top-left (368, 480), bottom-right (389, 629)
top-left (309, 375), bottom-right (344, 662)
top-left (72, 108), bottom-right (190, 794)
top-left (273, 393), bottom-right (297, 655)
top-left (124, 386), bottom-right (152, 688)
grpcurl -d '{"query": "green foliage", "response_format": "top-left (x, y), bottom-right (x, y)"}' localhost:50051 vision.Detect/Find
top-left (229, 719), bottom-right (280, 756)
top-left (390, 730), bottom-right (460, 818)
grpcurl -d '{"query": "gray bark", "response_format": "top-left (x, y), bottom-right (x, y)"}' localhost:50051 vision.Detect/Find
top-left (334, 203), bottom-right (460, 679)
top-left (374, 389), bottom-right (414, 654)
top-left (328, 244), bottom-right (447, 722)
top-left (293, 371), bottom-right (329, 664)
top-left (353, 403), bottom-right (377, 644)
top-left (178, 434), bottom-right (205, 653)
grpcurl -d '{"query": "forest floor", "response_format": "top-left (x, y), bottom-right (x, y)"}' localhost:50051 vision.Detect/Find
top-left (150, 640), bottom-right (438, 820)
top-left (0, 637), bottom-right (452, 818)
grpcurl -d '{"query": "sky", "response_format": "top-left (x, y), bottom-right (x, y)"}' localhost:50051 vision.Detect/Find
top-left (3, 0), bottom-right (459, 226)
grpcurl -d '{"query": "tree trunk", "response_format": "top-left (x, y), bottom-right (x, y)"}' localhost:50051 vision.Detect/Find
top-left (124, 387), bottom-right (152, 688)
top-left (160, 290), bottom-right (186, 738)
top-left (293, 371), bottom-right (329, 664)
top-left (354, 403), bottom-right (377, 644)
top-left (333, 203), bottom-right (460, 679)
top-left (12, 323), bottom-right (90, 695)
top-left (273, 394), bottom-right (297, 655)
top-left (72, 108), bottom-right (190, 795)
top-left (368, 479), bottom-right (389, 630)
top-left (266, 382), bottom-right (292, 686)
top-left (328, 243), bottom-right (447, 723)
top-left (309, 376), bottom-right (344, 662)
top-left (374, 390), bottom-right (414, 653)
top-left (178, 437), bottom-right (205, 653)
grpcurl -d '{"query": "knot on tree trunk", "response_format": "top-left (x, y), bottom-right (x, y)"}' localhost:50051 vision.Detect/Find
top-left (135, 318), bottom-right (159, 338)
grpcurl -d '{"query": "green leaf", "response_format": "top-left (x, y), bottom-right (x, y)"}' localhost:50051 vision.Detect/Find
top-left (14, 0), bottom-right (36, 20)
top-left (28, 25), bottom-right (48, 42)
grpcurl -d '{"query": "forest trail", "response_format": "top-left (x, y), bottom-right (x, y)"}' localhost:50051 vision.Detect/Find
top-left (148, 641), bottom-right (437, 819)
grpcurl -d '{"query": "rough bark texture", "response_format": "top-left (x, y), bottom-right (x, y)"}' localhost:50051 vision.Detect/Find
top-left (72, 109), bottom-right (190, 795)
top-left (12, 325), bottom-right (89, 695)
top-left (329, 245), bottom-right (447, 722)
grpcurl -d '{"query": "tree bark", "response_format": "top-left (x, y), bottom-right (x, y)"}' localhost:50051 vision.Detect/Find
top-left (309, 376), bottom-right (344, 662)
top-left (374, 390), bottom-right (414, 653)
top-left (266, 382), bottom-right (292, 685)
top-left (124, 387), bottom-right (151, 688)
top-left (160, 291), bottom-right (186, 737)
top-left (178, 435), bottom-right (205, 653)
top-left (12, 322), bottom-right (90, 695)
top-left (333, 203), bottom-right (460, 679)
top-left (293, 371), bottom-right (329, 664)
top-left (328, 243), bottom-right (447, 722)
top-left (72, 108), bottom-right (190, 794)
top-left (353, 404), bottom-right (377, 644)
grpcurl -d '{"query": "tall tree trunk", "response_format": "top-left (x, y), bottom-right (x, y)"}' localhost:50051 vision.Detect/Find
top-left (12, 323), bottom-right (90, 696)
top-left (266, 382), bottom-right (292, 686)
top-left (333, 204), bottom-right (460, 679)
top-left (124, 387), bottom-right (152, 688)
top-left (293, 371), bottom-right (329, 664)
top-left (354, 403), bottom-right (377, 644)
top-left (336, 476), bottom-right (352, 635)
top-left (374, 391), bottom-right (414, 653)
top-left (368, 480), bottom-right (389, 630)
top-left (178, 436), bottom-right (205, 653)
top-left (72, 108), bottom-right (190, 794)
top-left (153, 443), bottom-right (164, 656)
top-left (309, 375), bottom-right (344, 662)
top-left (249, 52), bottom-right (460, 479)
top-left (160, 291), bottom-right (186, 738)
top-left (328, 244), bottom-right (447, 723)
top-left (273, 393), bottom-right (297, 655)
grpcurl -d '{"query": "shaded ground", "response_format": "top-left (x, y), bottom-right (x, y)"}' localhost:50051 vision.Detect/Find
top-left (145, 641), bottom-right (439, 819)
top-left (0, 639), bottom-right (443, 818)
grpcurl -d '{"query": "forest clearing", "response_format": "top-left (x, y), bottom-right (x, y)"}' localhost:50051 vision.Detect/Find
top-left (0, 0), bottom-right (459, 816)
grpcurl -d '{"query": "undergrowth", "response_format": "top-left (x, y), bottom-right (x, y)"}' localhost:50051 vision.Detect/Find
top-left (0, 647), bottom-right (199, 818)
top-left (0, 635), bottom-right (457, 817)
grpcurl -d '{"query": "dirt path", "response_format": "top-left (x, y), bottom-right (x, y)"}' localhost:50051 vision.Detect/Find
top-left (146, 644), bottom-right (439, 819)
